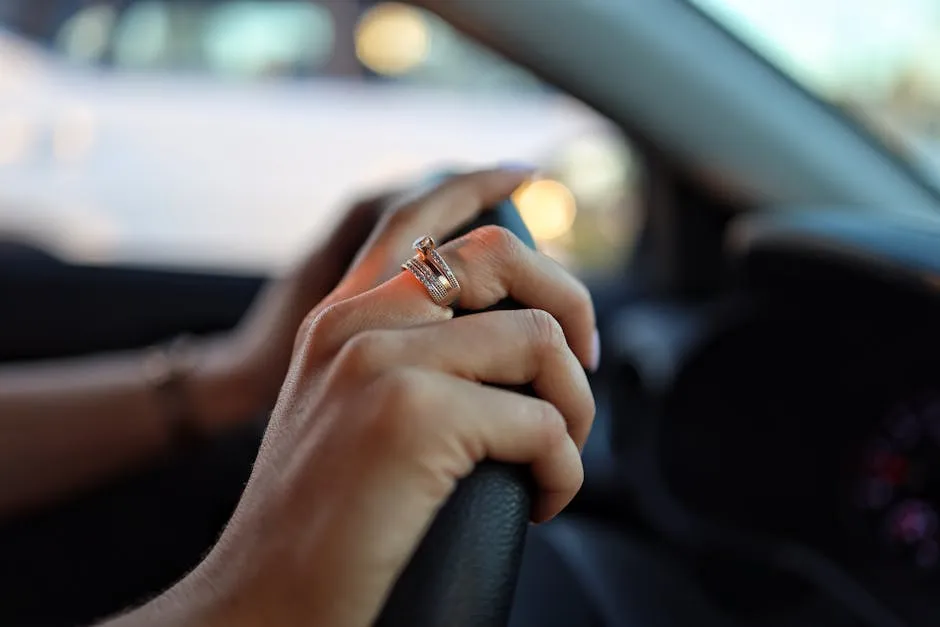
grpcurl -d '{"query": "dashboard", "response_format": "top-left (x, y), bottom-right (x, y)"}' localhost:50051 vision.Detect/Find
top-left (641, 208), bottom-right (940, 626)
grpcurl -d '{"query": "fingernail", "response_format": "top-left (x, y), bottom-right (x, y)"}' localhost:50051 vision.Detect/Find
top-left (589, 330), bottom-right (601, 373)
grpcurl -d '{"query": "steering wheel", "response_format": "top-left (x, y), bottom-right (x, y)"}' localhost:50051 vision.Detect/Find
top-left (375, 192), bottom-right (538, 627)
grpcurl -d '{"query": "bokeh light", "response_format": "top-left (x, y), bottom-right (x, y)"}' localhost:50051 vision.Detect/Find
top-left (204, 2), bottom-right (335, 76)
top-left (56, 4), bottom-right (116, 64)
top-left (112, 1), bottom-right (170, 69)
top-left (355, 2), bottom-right (429, 76)
top-left (555, 133), bottom-right (632, 208)
top-left (513, 179), bottom-right (578, 241)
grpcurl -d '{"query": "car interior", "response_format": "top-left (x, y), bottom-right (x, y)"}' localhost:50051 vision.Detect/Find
top-left (3, 0), bottom-right (940, 626)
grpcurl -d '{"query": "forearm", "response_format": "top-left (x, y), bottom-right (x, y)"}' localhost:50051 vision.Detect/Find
top-left (0, 341), bottom-right (256, 518)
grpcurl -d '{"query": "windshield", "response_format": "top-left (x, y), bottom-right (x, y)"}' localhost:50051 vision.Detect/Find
top-left (690, 0), bottom-right (940, 193)
top-left (0, 1), bottom-right (637, 273)
top-left (45, 1), bottom-right (547, 92)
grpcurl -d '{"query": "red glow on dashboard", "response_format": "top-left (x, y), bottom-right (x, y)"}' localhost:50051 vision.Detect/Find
top-left (871, 451), bottom-right (910, 486)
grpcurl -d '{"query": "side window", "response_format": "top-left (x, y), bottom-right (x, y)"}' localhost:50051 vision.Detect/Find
top-left (1, 1), bottom-right (642, 277)
top-left (691, 0), bottom-right (940, 192)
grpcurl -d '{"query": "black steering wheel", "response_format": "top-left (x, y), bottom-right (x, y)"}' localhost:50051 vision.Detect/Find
top-left (375, 195), bottom-right (538, 627)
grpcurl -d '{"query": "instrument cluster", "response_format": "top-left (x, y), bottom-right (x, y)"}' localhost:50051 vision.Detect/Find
top-left (654, 296), bottom-right (940, 621)
top-left (855, 389), bottom-right (940, 578)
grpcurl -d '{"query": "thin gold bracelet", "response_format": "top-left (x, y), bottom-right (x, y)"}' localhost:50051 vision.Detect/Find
top-left (142, 335), bottom-right (207, 453)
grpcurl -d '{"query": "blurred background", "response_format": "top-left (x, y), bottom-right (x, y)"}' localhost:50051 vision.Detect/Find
top-left (0, 0), bottom-right (937, 277)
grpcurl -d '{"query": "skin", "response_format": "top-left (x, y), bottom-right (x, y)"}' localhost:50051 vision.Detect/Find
top-left (0, 187), bottom-right (387, 518)
top-left (4, 168), bottom-right (599, 626)
top-left (0, 171), bottom-right (538, 518)
top-left (102, 171), bottom-right (598, 627)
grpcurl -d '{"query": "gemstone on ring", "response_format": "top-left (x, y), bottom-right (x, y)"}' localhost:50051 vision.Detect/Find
top-left (413, 235), bottom-right (436, 259)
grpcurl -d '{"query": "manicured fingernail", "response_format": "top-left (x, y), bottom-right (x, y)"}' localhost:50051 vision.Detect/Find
top-left (590, 330), bottom-right (601, 372)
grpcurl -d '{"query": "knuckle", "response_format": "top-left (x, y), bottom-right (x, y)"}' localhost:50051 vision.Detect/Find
top-left (368, 369), bottom-right (431, 444)
top-left (521, 308), bottom-right (566, 352)
top-left (375, 369), bottom-right (428, 417)
top-left (308, 302), bottom-right (346, 338)
top-left (298, 302), bottom-right (350, 362)
top-left (470, 225), bottom-right (519, 260)
top-left (296, 309), bottom-right (319, 349)
top-left (535, 400), bottom-right (569, 446)
top-left (533, 398), bottom-right (562, 426)
top-left (335, 330), bottom-right (389, 377)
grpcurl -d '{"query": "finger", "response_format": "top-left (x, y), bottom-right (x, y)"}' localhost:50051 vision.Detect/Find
top-left (312, 225), bottom-right (597, 370)
top-left (333, 167), bottom-right (534, 300)
top-left (384, 167), bottom-right (535, 240)
top-left (370, 370), bottom-right (584, 522)
top-left (289, 190), bottom-right (397, 299)
top-left (329, 189), bottom-right (399, 261)
top-left (442, 376), bottom-right (584, 523)
top-left (335, 310), bottom-right (594, 449)
top-left (437, 228), bottom-right (596, 370)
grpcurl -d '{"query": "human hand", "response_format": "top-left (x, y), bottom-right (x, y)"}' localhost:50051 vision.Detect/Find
top-left (184, 168), bottom-right (532, 432)
top-left (127, 178), bottom-right (598, 627)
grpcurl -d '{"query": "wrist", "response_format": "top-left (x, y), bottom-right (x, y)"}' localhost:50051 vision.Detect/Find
top-left (145, 335), bottom-right (265, 443)
top-left (186, 336), bottom-right (267, 432)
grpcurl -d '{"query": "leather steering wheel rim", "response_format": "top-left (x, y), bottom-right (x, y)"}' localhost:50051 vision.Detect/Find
top-left (374, 194), bottom-right (539, 627)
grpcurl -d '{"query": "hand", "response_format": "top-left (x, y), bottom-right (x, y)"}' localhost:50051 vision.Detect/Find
top-left (185, 168), bottom-right (532, 431)
top-left (113, 173), bottom-right (597, 627)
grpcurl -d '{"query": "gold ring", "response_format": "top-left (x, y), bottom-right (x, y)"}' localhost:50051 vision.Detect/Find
top-left (402, 235), bottom-right (461, 307)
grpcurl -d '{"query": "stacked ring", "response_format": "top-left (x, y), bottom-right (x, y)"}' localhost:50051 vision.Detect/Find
top-left (401, 235), bottom-right (462, 307)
